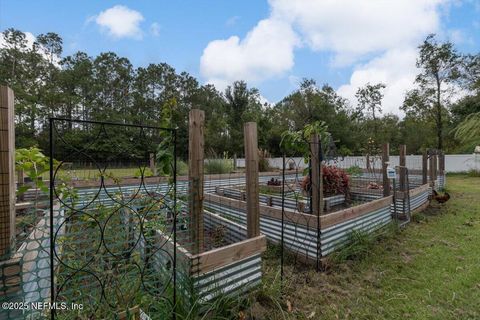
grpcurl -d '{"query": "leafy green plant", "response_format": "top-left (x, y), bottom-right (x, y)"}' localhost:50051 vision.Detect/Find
top-left (280, 121), bottom-right (330, 163)
top-left (15, 147), bottom-right (51, 195)
top-left (176, 159), bottom-right (189, 176)
top-left (156, 99), bottom-right (176, 176)
top-left (454, 112), bottom-right (480, 145)
top-left (346, 165), bottom-right (362, 177)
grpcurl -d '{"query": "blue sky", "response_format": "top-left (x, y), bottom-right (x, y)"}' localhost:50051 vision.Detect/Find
top-left (1, 0), bottom-right (479, 114)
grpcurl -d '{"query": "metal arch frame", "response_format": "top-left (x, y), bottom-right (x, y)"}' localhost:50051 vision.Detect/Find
top-left (49, 118), bottom-right (178, 320)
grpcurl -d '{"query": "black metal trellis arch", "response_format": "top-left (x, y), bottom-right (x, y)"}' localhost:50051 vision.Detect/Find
top-left (49, 118), bottom-right (177, 319)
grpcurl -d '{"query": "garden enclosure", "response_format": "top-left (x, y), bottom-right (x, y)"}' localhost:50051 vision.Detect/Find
top-left (0, 92), bottom-right (266, 319)
top-left (204, 138), bottom-right (445, 271)
top-left (0, 84), bottom-right (447, 319)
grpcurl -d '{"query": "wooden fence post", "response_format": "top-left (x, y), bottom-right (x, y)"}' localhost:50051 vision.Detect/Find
top-left (189, 109), bottom-right (205, 254)
top-left (433, 153), bottom-right (438, 181)
top-left (310, 134), bottom-right (323, 217)
top-left (399, 144), bottom-right (407, 192)
top-left (366, 154), bottom-right (371, 171)
top-left (422, 150), bottom-right (428, 185)
top-left (233, 153), bottom-right (237, 171)
top-left (149, 153), bottom-right (157, 176)
top-left (429, 150), bottom-right (435, 187)
top-left (382, 143), bottom-right (390, 196)
top-left (0, 86), bottom-right (15, 258)
top-left (244, 122), bottom-right (260, 238)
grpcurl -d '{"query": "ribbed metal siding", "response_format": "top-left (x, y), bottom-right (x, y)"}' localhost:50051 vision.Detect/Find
top-left (220, 187), bottom-right (345, 212)
top-left (193, 254), bottom-right (262, 301)
top-left (321, 205), bottom-right (391, 255)
top-left (204, 201), bottom-right (319, 259)
top-left (206, 198), bottom-right (392, 259)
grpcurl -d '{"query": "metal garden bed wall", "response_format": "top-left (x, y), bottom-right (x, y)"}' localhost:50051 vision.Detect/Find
top-left (122, 204), bottom-right (266, 303)
top-left (204, 188), bottom-right (393, 263)
top-left (216, 185), bottom-right (346, 214)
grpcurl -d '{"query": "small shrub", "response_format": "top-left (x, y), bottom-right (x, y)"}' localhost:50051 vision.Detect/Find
top-left (205, 158), bottom-right (233, 174)
top-left (258, 148), bottom-right (271, 172)
top-left (176, 159), bottom-right (188, 175)
top-left (322, 165), bottom-right (350, 196)
top-left (346, 165), bottom-right (362, 177)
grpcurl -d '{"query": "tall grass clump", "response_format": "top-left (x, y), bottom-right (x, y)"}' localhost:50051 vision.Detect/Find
top-left (467, 168), bottom-right (480, 177)
top-left (331, 229), bottom-right (374, 263)
top-left (204, 159), bottom-right (233, 174)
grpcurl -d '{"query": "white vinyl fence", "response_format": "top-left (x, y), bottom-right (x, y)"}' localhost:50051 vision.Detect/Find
top-left (235, 154), bottom-right (480, 173)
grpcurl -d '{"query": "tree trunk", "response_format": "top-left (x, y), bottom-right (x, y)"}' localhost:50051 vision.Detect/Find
top-left (435, 74), bottom-right (443, 150)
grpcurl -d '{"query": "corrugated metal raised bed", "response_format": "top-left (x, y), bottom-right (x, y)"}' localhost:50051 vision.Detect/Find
top-left (124, 206), bottom-right (266, 303)
top-left (204, 190), bottom-right (393, 262)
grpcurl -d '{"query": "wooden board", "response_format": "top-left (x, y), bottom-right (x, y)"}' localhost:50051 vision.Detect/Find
top-left (190, 235), bottom-right (266, 275)
top-left (244, 122), bottom-right (260, 238)
top-left (205, 192), bottom-right (318, 228)
top-left (0, 86), bottom-right (15, 257)
top-left (188, 109), bottom-right (205, 253)
top-left (320, 196), bottom-right (393, 229)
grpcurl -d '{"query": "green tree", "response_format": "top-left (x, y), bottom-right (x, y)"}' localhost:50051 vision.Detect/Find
top-left (355, 82), bottom-right (386, 139)
top-left (404, 34), bottom-right (463, 150)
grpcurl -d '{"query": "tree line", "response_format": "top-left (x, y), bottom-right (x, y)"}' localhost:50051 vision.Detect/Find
top-left (0, 28), bottom-right (479, 160)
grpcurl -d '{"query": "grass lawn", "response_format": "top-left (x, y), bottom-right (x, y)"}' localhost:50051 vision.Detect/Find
top-left (41, 167), bottom-right (140, 180)
top-left (248, 175), bottom-right (480, 319)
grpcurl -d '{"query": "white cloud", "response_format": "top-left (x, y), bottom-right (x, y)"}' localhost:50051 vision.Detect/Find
top-left (150, 22), bottom-right (160, 37)
top-left (95, 5), bottom-right (144, 39)
top-left (201, 0), bottom-right (452, 114)
top-left (337, 48), bottom-right (419, 115)
top-left (269, 0), bottom-right (445, 65)
top-left (200, 18), bottom-right (299, 90)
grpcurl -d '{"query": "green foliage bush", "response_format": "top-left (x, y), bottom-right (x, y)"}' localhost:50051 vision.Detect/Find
top-left (176, 159), bottom-right (189, 175)
top-left (205, 158), bottom-right (233, 174)
top-left (346, 165), bottom-right (362, 177)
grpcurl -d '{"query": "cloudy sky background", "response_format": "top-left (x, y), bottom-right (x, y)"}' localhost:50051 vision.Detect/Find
top-left (1, 0), bottom-right (479, 114)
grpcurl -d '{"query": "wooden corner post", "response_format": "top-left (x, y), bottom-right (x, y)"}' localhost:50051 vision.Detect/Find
top-left (0, 86), bottom-right (15, 258)
top-left (244, 122), bottom-right (260, 238)
top-left (382, 143), bottom-right (390, 196)
top-left (429, 150), bottom-right (435, 187)
top-left (189, 109), bottom-right (205, 254)
top-left (310, 134), bottom-right (323, 217)
top-left (422, 150), bottom-right (428, 185)
top-left (399, 144), bottom-right (407, 192)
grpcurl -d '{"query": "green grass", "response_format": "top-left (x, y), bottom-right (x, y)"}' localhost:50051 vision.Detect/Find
top-left (41, 168), bottom-right (139, 180)
top-left (247, 175), bottom-right (480, 319)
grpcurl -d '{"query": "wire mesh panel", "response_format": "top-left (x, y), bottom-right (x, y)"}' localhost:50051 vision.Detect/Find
top-left (49, 119), bottom-right (177, 319)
